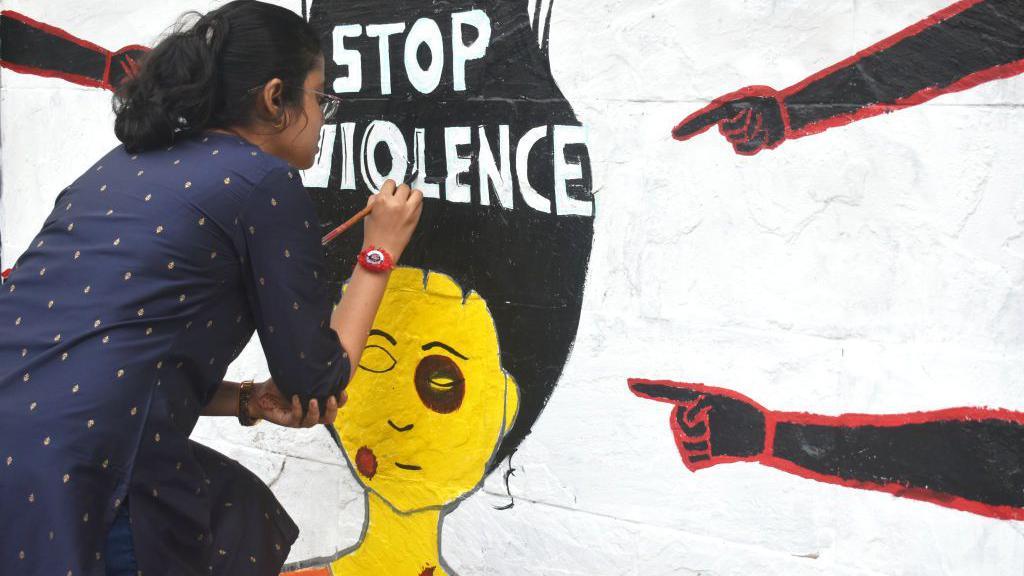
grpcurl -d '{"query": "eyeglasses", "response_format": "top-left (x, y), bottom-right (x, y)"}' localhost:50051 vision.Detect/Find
top-left (304, 88), bottom-right (342, 123)
top-left (246, 85), bottom-right (342, 123)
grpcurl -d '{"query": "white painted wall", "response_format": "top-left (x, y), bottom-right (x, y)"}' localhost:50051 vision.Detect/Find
top-left (3, 1), bottom-right (1023, 574)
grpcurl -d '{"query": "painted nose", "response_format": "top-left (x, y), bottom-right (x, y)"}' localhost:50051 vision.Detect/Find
top-left (388, 419), bottom-right (414, 432)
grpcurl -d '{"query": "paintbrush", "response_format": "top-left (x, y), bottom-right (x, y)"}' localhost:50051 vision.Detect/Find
top-left (321, 169), bottom-right (419, 246)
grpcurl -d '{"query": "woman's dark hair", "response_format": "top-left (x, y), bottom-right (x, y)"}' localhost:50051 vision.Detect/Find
top-left (113, 0), bottom-right (321, 152)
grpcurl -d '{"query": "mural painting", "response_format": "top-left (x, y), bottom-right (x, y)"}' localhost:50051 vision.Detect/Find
top-left (2, 0), bottom-right (1024, 573)
top-left (291, 1), bottom-right (592, 572)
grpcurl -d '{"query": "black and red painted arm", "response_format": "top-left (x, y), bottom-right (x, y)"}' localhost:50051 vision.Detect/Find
top-left (673, 0), bottom-right (1024, 155)
top-left (629, 378), bottom-right (1024, 520)
top-left (0, 10), bottom-right (149, 91)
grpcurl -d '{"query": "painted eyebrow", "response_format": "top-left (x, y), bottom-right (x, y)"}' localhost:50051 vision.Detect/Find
top-left (421, 341), bottom-right (468, 361)
top-left (369, 329), bottom-right (396, 345)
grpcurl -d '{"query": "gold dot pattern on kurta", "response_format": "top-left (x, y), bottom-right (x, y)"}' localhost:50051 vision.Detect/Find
top-left (101, 459), bottom-right (109, 469)
top-left (94, 319), bottom-right (102, 328)
top-left (113, 238), bottom-right (121, 246)
top-left (15, 316), bottom-right (22, 326)
top-left (43, 437), bottom-right (51, 446)
top-left (137, 170), bottom-right (145, 177)
top-left (83, 285), bottom-right (91, 294)
top-left (100, 184), bottom-right (107, 192)
top-left (212, 149), bottom-right (220, 155)
top-left (179, 294), bottom-right (186, 302)
top-left (154, 433), bottom-right (161, 443)
top-left (156, 225), bottom-right (164, 234)
top-left (271, 198), bottom-right (278, 206)
top-left (54, 333), bottom-right (62, 342)
top-left (137, 308), bottom-right (145, 317)
top-left (224, 177), bottom-right (231, 185)
top-left (37, 240), bottom-right (45, 247)
top-left (145, 327), bottom-right (153, 335)
top-left (102, 335), bottom-right (110, 344)
top-left (184, 181), bottom-right (192, 189)
top-left (22, 372), bottom-right (29, 382)
top-left (61, 352), bottom-right (69, 361)
top-left (174, 159), bottom-right (181, 165)
top-left (87, 419), bottom-right (95, 429)
top-left (145, 193), bottom-right (152, 202)
top-left (48, 300), bottom-right (55, 308)
top-left (124, 272), bottom-right (132, 281)
top-left (72, 384), bottom-right (79, 393)
top-left (39, 267), bottom-right (46, 276)
top-left (284, 249), bottom-right (290, 258)
top-left (105, 209), bottom-right (114, 216)
top-left (28, 493), bottom-right (35, 503)
top-left (63, 473), bottom-right (70, 483)
top-left (210, 251), bottom-right (217, 259)
top-left (117, 369), bottom-right (125, 378)
top-left (259, 277), bottom-right (265, 286)
top-left (168, 261), bottom-right (175, 270)
top-left (198, 216), bottom-right (206, 226)
top-left (30, 402), bottom-right (37, 411)
top-left (130, 406), bottom-right (138, 416)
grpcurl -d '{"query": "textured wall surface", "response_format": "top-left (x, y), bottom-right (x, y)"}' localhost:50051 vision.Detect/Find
top-left (3, 1), bottom-right (1024, 574)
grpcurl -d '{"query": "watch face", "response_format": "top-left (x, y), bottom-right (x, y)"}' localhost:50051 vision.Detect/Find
top-left (309, 0), bottom-right (594, 476)
top-left (365, 249), bottom-right (384, 265)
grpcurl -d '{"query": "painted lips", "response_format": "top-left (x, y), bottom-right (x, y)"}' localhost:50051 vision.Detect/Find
top-left (356, 446), bottom-right (377, 480)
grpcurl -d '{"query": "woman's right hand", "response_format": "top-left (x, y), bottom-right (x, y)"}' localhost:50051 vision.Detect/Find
top-left (362, 180), bottom-right (423, 262)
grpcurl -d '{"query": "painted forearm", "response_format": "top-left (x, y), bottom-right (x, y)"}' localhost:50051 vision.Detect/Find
top-left (764, 408), bottom-right (1024, 518)
top-left (0, 10), bottom-right (148, 90)
top-left (780, 0), bottom-right (1024, 138)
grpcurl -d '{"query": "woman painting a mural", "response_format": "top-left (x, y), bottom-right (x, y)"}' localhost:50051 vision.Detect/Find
top-left (0, 2), bottom-right (423, 575)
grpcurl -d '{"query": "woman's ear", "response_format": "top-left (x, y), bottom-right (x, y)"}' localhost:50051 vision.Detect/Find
top-left (256, 78), bottom-right (286, 124)
top-left (502, 372), bottom-right (520, 436)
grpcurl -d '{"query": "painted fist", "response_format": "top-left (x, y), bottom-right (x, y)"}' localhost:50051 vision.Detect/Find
top-left (630, 379), bottom-right (768, 471)
top-left (672, 86), bottom-right (787, 156)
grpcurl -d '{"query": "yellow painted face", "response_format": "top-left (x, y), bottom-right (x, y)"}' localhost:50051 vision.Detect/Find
top-left (333, 268), bottom-right (519, 512)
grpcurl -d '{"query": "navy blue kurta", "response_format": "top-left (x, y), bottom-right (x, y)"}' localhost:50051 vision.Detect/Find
top-left (0, 131), bottom-right (350, 575)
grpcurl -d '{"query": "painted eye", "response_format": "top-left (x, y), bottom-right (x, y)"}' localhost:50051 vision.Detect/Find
top-left (358, 345), bottom-right (396, 373)
top-left (415, 355), bottom-right (465, 414)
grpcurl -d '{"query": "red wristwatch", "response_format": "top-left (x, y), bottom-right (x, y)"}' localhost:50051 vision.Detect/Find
top-left (357, 246), bottom-right (395, 273)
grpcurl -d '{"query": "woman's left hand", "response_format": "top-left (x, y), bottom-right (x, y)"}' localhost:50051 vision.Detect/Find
top-left (250, 378), bottom-right (341, 427)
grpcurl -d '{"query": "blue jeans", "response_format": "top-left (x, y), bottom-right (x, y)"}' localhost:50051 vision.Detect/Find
top-left (105, 505), bottom-right (138, 576)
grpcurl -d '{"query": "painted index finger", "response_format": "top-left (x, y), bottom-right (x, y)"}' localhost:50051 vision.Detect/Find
top-left (628, 379), bottom-right (706, 404)
top-left (672, 99), bottom-right (738, 141)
